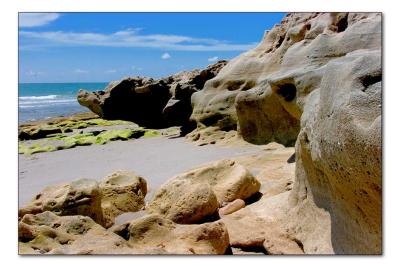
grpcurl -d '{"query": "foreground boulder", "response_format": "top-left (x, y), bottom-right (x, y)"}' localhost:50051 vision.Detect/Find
top-left (19, 171), bottom-right (147, 228)
top-left (19, 211), bottom-right (132, 254)
top-left (112, 214), bottom-right (230, 254)
top-left (19, 179), bottom-right (105, 225)
top-left (77, 61), bottom-right (227, 129)
top-left (148, 159), bottom-right (260, 223)
top-left (99, 171), bottom-right (147, 227)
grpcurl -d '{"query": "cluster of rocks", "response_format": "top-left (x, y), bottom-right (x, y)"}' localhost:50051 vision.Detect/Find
top-left (188, 12), bottom-right (381, 254)
top-left (19, 160), bottom-right (264, 254)
top-left (38, 12), bottom-right (381, 254)
top-left (77, 60), bottom-right (228, 132)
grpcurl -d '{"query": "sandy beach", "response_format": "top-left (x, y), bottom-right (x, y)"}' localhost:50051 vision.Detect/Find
top-left (19, 136), bottom-right (260, 206)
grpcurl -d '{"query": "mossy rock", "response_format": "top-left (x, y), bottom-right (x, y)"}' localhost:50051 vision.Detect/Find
top-left (19, 128), bottom-right (151, 155)
top-left (19, 118), bottom-right (136, 140)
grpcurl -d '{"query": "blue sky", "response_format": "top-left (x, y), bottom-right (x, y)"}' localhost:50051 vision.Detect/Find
top-left (19, 13), bottom-right (286, 83)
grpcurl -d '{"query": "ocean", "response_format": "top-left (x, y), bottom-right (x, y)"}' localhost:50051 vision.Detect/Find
top-left (19, 83), bottom-right (108, 123)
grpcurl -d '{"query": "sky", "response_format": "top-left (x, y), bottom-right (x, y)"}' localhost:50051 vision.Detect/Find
top-left (19, 12), bottom-right (286, 83)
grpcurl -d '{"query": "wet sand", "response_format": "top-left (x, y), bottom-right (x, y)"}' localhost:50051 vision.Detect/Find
top-left (19, 136), bottom-right (260, 206)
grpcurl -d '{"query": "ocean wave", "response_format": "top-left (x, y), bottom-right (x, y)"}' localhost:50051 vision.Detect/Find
top-left (19, 99), bottom-right (77, 105)
top-left (19, 95), bottom-right (58, 100)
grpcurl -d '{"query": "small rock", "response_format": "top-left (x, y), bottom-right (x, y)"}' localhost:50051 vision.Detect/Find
top-left (218, 199), bottom-right (245, 216)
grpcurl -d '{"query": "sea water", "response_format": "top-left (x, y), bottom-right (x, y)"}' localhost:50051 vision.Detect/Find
top-left (18, 83), bottom-right (108, 123)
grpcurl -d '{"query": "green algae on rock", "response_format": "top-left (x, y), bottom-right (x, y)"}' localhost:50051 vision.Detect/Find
top-left (19, 118), bottom-right (136, 141)
top-left (18, 128), bottom-right (160, 155)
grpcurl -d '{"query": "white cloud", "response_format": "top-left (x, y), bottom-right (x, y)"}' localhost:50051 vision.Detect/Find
top-left (105, 69), bottom-right (117, 74)
top-left (19, 28), bottom-right (257, 51)
top-left (19, 13), bottom-right (60, 28)
top-left (26, 70), bottom-right (44, 76)
top-left (74, 69), bottom-right (88, 74)
top-left (161, 53), bottom-right (171, 60)
top-left (208, 56), bottom-right (219, 62)
top-left (131, 66), bottom-right (143, 71)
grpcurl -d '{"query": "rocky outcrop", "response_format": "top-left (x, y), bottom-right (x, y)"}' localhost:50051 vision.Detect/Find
top-left (112, 214), bottom-right (230, 254)
top-left (290, 49), bottom-right (382, 254)
top-left (19, 171), bottom-right (147, 228)
top-left (147, 159), bottom-right (260, 223)
top-left (77, 60), bottom-right (227, 129)
top-left (189, 13), bottom-right (381, 254)
top-left (19, 211), bottom-right (230, 255)
top-left (190, 13), bottom-right (381, 146)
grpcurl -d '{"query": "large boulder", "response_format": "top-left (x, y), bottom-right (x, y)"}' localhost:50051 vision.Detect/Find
top-left (77, 61), bottom-right (227, 129)
top-left (78, 77), bottom-right (171, 128)
top-left (19, 179), bottom-right (105, 226)
top-left (148, 159), bottom-right (260, 223)
top-left (112, 214), bottom-right (230, 254)
top-left (290, 49), bottom-right (382, 254)
top-left (19, 171), bottom-right (148, 228)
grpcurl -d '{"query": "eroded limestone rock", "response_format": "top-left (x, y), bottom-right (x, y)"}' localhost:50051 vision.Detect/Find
top-left (18, 211), bottom-right (131, 254)
top-left (113, 214), bottom-right (230, 254)
top-left (19, 171), bottom-right (148, 228)
top-left (148, 160), bottom-right (260, 223)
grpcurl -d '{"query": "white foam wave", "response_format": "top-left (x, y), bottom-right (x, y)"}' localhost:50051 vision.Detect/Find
top-left (19, 95), bottom-right (58, 100)
top-left (20, 99), bottom-right (76, 105)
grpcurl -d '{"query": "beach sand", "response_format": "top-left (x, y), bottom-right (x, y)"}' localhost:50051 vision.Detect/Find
top-left (19, 136), bottom-right (260, 206)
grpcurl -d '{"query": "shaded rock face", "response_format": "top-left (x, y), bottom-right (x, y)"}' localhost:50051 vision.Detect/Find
top-left (77, 60), bottom-right (227, 129)
top-left (19, 171), bottom-right (147, 228)
top-left (190, 13), bottom-right (381, 254)
top-left (147, 159), bottom-right (260, 223)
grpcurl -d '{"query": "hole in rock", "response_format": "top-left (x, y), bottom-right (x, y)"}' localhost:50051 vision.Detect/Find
top-left (336, 16), bottom-right (348, 33)
top-left (293, 238), bottom-right (305, 252)
top-left (231, 245), bottom-right (268, 255)
top-left (276, 83), bottom-right (297, 102)
top-left (275, 34), bottom-right (285, 49)
top-left (360, 72), bottom-right (382, 90)
top-left (287, 153), bottom-right (296, 163)
top-left (226, 80), bottom-right (245, 91)
top-left (244, 192), bottom-right (263, 205)
top-left (201, 114), bottom-right (224, 126)
top-left (195, 211), bottom-right (221, 224)
top-left (113, 224), bottom-right (130, 241)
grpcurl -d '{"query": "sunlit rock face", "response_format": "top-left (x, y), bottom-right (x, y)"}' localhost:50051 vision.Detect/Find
top-left (191, 12), bottom-right (382, 254)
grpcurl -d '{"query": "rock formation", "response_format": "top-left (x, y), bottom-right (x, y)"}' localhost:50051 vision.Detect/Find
top-left (19, 211), bottom-right (132, 254)
top-left (147, 159), bottom-right (260, 223)
top-left (77, 60), bottom-right (227, 130)
top-left (20, 12), bottom-right (382, 255)
top-left (188, 12), bottom-right (381, 254)
top-left (113, 214), bottom-right (230, 254)
top-left (19, 211), bottom-right (230, 254)
top-left (19, 171), bottom-right (147, 228)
